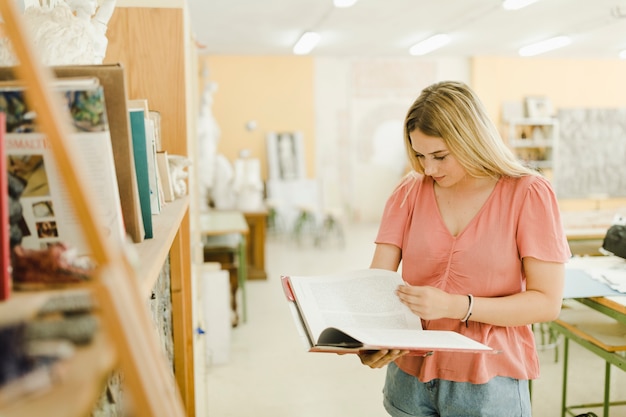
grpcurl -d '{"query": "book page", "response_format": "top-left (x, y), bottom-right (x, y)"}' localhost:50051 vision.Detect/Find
top-left (324, 328), bottom-right (492, 352)
top-left (288, 269), bottom-right (422, 344)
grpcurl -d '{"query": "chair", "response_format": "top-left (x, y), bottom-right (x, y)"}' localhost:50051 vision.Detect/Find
top-left (202, 233), bottom-right (247, 326)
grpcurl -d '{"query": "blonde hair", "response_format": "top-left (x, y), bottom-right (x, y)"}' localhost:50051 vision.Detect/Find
top-left (404, 81), bottom-right (536, 178)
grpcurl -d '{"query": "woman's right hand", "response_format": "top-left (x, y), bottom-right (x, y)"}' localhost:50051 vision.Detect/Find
top-left (357, 349), bottom-right (408, 369)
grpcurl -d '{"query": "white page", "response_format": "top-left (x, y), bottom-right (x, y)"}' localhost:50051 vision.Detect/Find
top-left (288, 269), bottom-right (422, 343)
top-left (334, 328), bottom-right (492, 351)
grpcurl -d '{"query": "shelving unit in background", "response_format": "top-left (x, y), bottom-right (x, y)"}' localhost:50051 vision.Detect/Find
top-left (505, 117), bottom-right (559, 174)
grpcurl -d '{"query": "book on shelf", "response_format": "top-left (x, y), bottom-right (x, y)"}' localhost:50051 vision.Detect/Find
top-left (128, 99), bottom-right (160, 214)
top-left (148, 110), bottom-right (166, 207)
top-left (0, 112), bottom-right (9, 300)
top-left (0, 77), bottom-right (126, 258)
top-left (281, 268), bottom-right (493, 354)
top-left (156, 150), bottom-right (175, 203)
top-left (0, 289), bottom-right (96, 406)
top-left (149, 111), bottom-right (162, 151)
top-left (0, 64), bottom-right (145, 244)
top-left (143, 109), bottom-right (161, 214)
top-left (0, 321), bottom-right (69, 408)
top-left (0, 357), bottom-right (68, 408)
top-left (128, 102), bottom-right (154, 239)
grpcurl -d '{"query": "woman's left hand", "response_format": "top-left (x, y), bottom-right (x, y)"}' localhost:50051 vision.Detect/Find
top-left (396, 284), bottom-right (464, 320)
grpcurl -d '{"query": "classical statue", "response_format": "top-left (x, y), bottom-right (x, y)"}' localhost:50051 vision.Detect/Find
top-left (0, 0), bottom-right (117, 66)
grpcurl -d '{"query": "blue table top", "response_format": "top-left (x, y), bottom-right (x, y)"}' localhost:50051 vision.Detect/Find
top-left (564, 268), bottom-right (624, 299)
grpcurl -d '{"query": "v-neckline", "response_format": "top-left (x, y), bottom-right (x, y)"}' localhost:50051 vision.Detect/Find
top-left (430, 176), bottom-right (500, 238)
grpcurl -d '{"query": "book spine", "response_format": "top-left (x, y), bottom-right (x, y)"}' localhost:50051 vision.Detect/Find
top-left (129, 108), bottom-right (153, 239)
top-left (0, 112), bottom-right (9, 300)
top-left (144, 117), bottom-right (160, 214)
top-left (156, 151), bottom-right (174, 202)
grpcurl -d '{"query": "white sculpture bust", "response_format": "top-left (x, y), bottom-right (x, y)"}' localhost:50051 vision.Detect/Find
top-left (0, 0), bottom-right (117, 66)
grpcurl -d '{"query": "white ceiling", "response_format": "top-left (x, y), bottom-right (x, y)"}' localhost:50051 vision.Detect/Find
top-left (188, 0), bottom-right (626, 59)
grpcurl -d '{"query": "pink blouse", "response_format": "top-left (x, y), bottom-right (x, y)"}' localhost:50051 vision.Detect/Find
top-left (375, 173), bottom-right (571, 383)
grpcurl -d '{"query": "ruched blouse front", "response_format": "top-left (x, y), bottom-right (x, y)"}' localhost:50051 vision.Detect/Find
top-left (375, 173), bottom-right (571, 383)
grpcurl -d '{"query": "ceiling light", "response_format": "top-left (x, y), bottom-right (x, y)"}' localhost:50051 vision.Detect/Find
top-left (293, 31), bottom-right (321, 55)
top-left (502, 0), bottom-right (539, 10)
top-left (620, 49), bottom-right (626, 59)
top-left (409, 34), bottom-right (451, 56)
top-left (334, 0), bottom-right (358, 7)
top-left (518, 36), bottom-right (571, 57)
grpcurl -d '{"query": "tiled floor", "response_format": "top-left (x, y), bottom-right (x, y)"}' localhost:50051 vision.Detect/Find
top-left (203, 222), bottom-right (626, 417)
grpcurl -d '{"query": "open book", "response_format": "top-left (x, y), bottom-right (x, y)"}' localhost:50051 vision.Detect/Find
top-left (281, 269), bottom-right (493, 354)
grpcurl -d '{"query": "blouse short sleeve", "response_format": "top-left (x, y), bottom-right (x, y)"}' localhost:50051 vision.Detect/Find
top-left (516, 175), bottom-right (571, 262)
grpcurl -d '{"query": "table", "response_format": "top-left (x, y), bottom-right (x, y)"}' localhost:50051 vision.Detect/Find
top-left (552, 256), bottom-right (626, 416)
top-left (565, 226), bottom-right (608, 256)
top-left (242, 210), bottom-right (268, 280)
top-left (199, 211), bottom-right (249, 324)
top-left (561, 207), bottom-right (614, 256)
top-left (199, 210), bottom-right (249, 237)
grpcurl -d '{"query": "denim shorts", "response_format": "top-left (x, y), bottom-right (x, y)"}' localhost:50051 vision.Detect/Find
top-left (383, 362), bottom-right (531, 417)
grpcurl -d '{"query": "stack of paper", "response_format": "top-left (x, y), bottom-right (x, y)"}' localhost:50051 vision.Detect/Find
top-left (588, 268), bottom-right (626, 293)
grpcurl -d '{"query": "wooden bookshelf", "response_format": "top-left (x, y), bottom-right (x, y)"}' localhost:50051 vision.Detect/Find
top-left (0, 0), bottom-right (194, 416)
top-left (0, 194), bottom-right (190, 416)
top-left (1, 331), bottom-right (116, 417)
top-left (104, 2), bottom-right (197, 414)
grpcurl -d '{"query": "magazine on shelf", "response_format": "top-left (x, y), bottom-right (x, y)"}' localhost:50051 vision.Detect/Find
top-left (0, 112), bottom-right (9, 300)
top-left (281, 268), bottom-right (493, 354)
top-left (1, 77), bottom-right (126, 257)
top-left (0, 65), bottom-right (146, 244)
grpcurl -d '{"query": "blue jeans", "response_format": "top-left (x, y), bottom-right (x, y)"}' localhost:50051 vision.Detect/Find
top-left (383, 362), bottom-right (531, 417)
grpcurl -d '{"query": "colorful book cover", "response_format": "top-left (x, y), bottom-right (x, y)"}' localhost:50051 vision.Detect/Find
top-left (128, 107), bottom-right (153, 239)
top-left (52, 65), bottom-right (145, 244)
top-left (0, 65), bottom-right (146, 244)
top-left (0, 111), bottom-right (9, 300)
top-left (0, 78), bottom-right (126, 257)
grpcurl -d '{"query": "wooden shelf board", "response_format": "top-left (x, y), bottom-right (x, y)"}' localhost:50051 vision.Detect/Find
top-left (136, 196), bottom-right (190, 296)
top-left (0, 287), bottom-right (93, 326)
top-left (0, 331), bottom-right (116, 417)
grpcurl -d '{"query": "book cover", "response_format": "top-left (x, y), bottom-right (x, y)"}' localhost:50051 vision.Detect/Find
top-left (0, 112), bottom-right (9, 300)
top-left (0, 65), bottom-right (145, 244)
top-left (128, 99), bottom-right (160, 214)
top-left (149, 111), bottom-right (162, 151)
top-left (0, 78), bottom-right (126, 258)
top-left (128, 106), bottom-right (153, 239)
top-left (281, 268), bottom-right (493, 354)
top-left (53, 65), bottom-right (145, 243)
top-left (144, 115), bottom-right (161, 214)
top-left (156, 151), bottom-right (174, 203)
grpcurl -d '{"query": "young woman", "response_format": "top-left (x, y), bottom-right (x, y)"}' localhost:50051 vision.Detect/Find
top-left (359, 81), bottom-right (571, 416)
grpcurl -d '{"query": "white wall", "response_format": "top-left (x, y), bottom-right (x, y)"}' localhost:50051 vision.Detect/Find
top-left (314, 56), bottom-right (470, 222)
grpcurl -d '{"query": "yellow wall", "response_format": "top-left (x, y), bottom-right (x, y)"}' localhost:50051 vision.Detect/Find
top-left (202, 55), bottom-right (315, 179)
top-left (202, 55), bottom-right (626, 184)
top-left (471, 56), bottom-right (626, 126)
